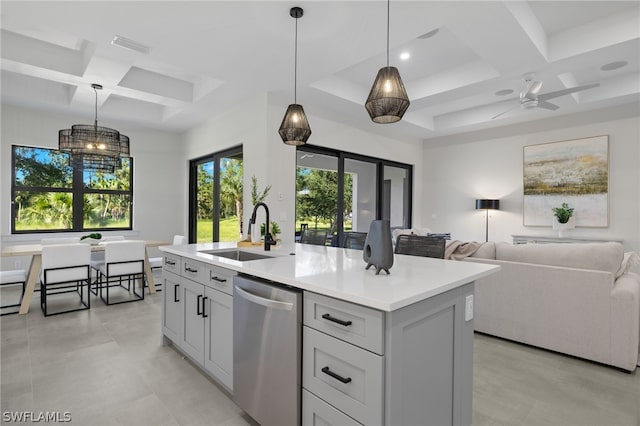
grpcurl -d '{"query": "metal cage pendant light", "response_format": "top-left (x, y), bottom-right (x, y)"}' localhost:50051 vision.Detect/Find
top-left (59, 84), bottom-right (130, 171)
top-left (278, 7), bottom-right (311, 146)
top-left (365, 0), bottom-right (410, 123)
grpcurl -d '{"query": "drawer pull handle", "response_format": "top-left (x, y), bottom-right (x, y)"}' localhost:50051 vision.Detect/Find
top-left (321, 367), bottom-right (352, 384)
top-left (165, 259), bottom-right (176, 266)
top-left (210, 275), bottom-right (227, 283)
top-left (185, 267), bottom-right (198, 273)
top-left (322, 313), bottom-right (352, 327)
top-left (174, 284), bottom-right (180, 302)
top-left (197, 294), bottom-right (203, 315)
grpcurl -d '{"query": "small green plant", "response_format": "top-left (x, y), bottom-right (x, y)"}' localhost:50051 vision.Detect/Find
top-left (552, 203), bottom-right (574, 224)
top-left (251, 175), bottom-right (271, 205)
top-left (80, 232), bottom-right (102, 240)
top-left (260, 221), bottom-right (281, 236)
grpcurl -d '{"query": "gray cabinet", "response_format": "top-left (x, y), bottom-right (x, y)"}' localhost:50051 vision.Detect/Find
top-left (162, 270), bottom-right (182, 343)
top-left (203, 286), bottom-right (233, 390)
top-left (303, 283), bottom-right (474, 426)
top-left (162, 255), bottom-right (235, 392)
top-left (179, 277), bottom-right (205, 362)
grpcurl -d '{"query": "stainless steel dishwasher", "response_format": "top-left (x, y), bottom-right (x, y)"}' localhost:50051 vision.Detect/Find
top-left (233, 275), bottom-right (302, 426)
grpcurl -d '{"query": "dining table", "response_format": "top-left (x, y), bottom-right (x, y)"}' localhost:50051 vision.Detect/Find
top-left (0, 240), bottom-right (168, 314)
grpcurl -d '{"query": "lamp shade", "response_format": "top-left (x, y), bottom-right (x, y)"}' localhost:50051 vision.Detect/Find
top-left (365, 66), bottom-right (410, 123)
top-left (278, 104), bottom-right (312, 146)
top-left (476, 199), bottom-right (500, 210)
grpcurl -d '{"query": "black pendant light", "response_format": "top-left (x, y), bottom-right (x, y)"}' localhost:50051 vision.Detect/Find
top-left (365, 0), bottom-right (410, 123)
top-left (59, 84), bottom-right (130, 170)
top-left (278, 7), bottom-right (311, 146)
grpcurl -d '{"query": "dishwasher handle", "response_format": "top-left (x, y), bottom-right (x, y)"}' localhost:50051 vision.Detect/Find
top-left (235, 285), bottom-right (294, 311)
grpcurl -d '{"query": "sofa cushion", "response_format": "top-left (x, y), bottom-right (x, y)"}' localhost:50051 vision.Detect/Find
top-left (471, 242), bottom-right (496, 259)
top-left (495, 241), bottom-right (624, 275)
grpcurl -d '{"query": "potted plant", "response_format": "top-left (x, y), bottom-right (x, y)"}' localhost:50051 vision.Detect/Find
top-left (261, 221), bottom-right (281, 241)
top-left (80, 232), bottom-right (102, 244)
top-left (551, 202), bottom-right (575, 237)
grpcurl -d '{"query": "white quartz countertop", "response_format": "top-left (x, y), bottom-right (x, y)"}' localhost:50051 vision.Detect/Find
top-left (160, 242), bottom-right (500, 312)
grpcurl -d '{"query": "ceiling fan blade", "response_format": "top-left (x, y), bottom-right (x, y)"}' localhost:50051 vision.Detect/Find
top-left (526, 80), bottom-right (543, 97)
top-left (491, 104), bottom-right (520, 119)
top-left (537, 100), bottom-right (560, 111)
top-left (538, 83), bottom-right (600, 101)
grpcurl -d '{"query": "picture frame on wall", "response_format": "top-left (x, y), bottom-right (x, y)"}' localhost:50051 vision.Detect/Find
top-left (523, 135), bottom-right (609, 227)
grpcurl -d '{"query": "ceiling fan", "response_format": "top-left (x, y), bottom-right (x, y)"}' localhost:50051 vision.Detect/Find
top-left (492, 75), bottom-right (600, 119)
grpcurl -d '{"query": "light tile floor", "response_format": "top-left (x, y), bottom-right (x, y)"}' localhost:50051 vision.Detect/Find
top-left (1, 290), bottom-right (638, 426)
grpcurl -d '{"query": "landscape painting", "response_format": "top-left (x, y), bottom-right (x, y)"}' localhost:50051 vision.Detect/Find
top-left (523, 135), bottom-right (609, 227)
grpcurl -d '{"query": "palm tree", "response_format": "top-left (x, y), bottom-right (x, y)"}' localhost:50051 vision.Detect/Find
top-left (220, 159), bottom-right (243, 235)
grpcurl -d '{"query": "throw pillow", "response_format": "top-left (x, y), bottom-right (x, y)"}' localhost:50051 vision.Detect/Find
top-left (615, 251), bottom-right (640, 279)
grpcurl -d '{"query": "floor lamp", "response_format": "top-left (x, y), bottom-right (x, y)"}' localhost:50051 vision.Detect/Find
top-left (476, 199), bottom-right (500, 242)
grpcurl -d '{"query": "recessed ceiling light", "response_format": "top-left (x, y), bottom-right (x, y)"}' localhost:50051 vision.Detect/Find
top-left (600, 61), bottom-right (628, 71)
top-left (418, 28), bottom-right (439, 39)
top-left (400, 52), bottom-right (411, 61)
top-left (111, 35), bottom-right (151, 54)
top-left (495, 89), bottom-right (514, 96)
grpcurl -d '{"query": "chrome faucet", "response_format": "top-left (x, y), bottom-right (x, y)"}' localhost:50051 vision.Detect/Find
top-left (249, 202), bottom-right (277, 251)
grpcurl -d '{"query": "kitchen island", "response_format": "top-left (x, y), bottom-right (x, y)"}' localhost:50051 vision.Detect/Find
top-left (159, 242), bottom-right (499, 426)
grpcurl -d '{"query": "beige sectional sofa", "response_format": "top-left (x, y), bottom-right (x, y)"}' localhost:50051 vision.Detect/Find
top-left (465, 242), bottom-right (640, 371)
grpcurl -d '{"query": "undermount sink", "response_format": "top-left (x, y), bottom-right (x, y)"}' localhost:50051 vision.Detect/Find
top-left (199, 249), bottom-right (274, 262)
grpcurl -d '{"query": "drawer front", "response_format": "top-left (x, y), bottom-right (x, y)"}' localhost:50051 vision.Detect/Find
top-left (205, 265), bottom-right (237, 295)
top-left (181, 258), bottom-right (207, 283)
top-left (162, 253), bottom-right (182, 275)
top-left (302, 389), bottom-right (362, 426)
top-left (304, 292), bottom-right (384, 355)
top-left (303, 327), bottom-right (383, 426)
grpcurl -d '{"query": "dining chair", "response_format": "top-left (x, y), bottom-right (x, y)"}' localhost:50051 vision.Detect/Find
top-left (148, 235), bottom-right (186, 291)
top-left (94, 241), bottom-right (145, 305)
top-left (394, 235), bottom-right (446, 259)
top-left (89, 236), bottom-right (126, 293)
top-left (0, 269), bottom-right (26, 316)
top-left (40, 243), bottom-right (91, 316)
top-left (342, 232), bottom-right (368, 250)
top-left (299, 228), bottom-right (328, 246)
top-left (40, 237), bottom-right (80, 244)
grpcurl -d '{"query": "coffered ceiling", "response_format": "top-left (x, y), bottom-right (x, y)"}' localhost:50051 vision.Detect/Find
top-left (1, 1), bottom-right (639, 143)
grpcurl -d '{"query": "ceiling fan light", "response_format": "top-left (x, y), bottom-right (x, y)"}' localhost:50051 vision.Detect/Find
top-left (365, 66), bottom-right (410, 123)
top-left (279, 104), bottom-right (311, 146)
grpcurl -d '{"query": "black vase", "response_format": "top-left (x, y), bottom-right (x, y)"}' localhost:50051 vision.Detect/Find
top-left (363, 220), bottom-right (394, 275)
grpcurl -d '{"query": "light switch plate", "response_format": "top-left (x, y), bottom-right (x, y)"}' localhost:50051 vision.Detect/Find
top-left (465, 295), bottom-right (474, 322)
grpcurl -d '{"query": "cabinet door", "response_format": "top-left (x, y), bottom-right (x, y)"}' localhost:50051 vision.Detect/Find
top-left (180, 277), bottom-right (205, 364)
top-left (162, 271), bottom-right (183, 343)
top-left (203, 287), bottom-right (233, 391)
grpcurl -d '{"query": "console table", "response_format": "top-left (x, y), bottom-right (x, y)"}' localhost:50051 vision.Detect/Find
top-left (512, 235), bottom-right (623, 245)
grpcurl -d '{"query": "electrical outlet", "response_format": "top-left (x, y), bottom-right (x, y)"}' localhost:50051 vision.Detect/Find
top-left (278, 192), bottom-right (284, 201)
top-left (14, 260), bottom-right (21, 269)
top-left (465, 295), bottom-right (474, 322)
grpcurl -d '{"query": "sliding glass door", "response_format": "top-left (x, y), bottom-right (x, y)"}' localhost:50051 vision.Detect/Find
top-left (189, 146), bottom-right (243, 243)
top-left (296, 146), bottom-right (412, 246)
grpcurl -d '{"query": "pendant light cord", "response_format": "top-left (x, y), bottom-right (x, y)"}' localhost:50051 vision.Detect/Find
top-left (294, 15), bottom-right (298, 104)
top-left (93, 85), bottom-right (98, 127)
top-left (386, 0), bottom-right (390, 67)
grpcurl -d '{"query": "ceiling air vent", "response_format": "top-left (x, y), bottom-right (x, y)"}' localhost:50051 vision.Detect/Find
top-left (111, 35), bottom-right (151, 54)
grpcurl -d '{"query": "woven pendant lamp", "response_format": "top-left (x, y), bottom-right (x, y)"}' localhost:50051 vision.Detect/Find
top-left (278, 7), bottom-right (312, 146)
top-left (59, 84), bottom-right (130, 170)
top-left (365, 0), bottom-right (410, 123)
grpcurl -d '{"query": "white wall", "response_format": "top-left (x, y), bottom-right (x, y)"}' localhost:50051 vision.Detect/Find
top-left (181, 94), bottom-right (424, 243)
top-left (182, 94), bottom-right (271, 241)
top-left (0, 104), bottom-right (183, 267)
top-left (422, 114), bottom-right (640, 252)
